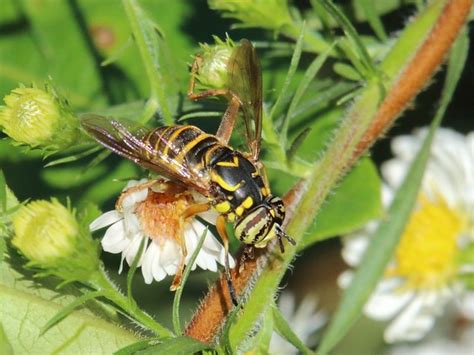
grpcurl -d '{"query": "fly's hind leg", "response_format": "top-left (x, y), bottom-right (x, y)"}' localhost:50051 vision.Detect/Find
top-left (216, 215), bottom-right (238, 306)
top-left (170, 203), bottom-right (211, 291)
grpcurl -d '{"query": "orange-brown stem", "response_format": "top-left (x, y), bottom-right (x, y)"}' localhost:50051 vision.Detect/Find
top-left (353, 0), bottom-right (473, 160)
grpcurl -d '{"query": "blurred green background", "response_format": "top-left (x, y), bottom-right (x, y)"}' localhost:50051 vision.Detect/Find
top-left (1, 1), bottom-right (473, 353)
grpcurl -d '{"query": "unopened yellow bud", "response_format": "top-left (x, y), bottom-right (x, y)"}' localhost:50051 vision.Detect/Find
top-left (0, 86), bottom-right (79, 150)
top-left (195, 37), bottom-right (234, 89)
top-left (12, 199), bottom-right (78, 265)
top-left (11, 199), bottom-right (99, 282)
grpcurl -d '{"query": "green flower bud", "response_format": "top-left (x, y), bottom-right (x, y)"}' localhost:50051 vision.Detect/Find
top-left (11, 199), bottom-right (100, 283)
top-left (195, 37), bottom-right (234, 89)
top-left (209, 0), bottom-right (293, 31)
top-left (0, 85), bottom-right (79, 151)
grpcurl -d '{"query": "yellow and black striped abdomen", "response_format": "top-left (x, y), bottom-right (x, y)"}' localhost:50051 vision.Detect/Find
top-left (143, 125), bottom-right (222, 178)
top-left (144, 125), bottom-right (270, 227)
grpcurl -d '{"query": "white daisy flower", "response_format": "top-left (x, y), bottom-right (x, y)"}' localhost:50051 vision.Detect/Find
top-left (269, 292), bottom-right (327, 354)
top-left (387, 315), bottom-right (474, 355)
top-left (90, 178), bottom-right (234, 287)
top-left (339, 128), bottom-right (474, 343)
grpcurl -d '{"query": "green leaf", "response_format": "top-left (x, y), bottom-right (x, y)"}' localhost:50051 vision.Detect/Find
top-left (0, 31), bottom-right (46, 99)
top-left (245, 307), bottom-right (274, 354)
top-left (355, 0), bottom-right (388, 41)
top-left (122, 0), bottom-right (177, 124)
top-left (281, 42), bottom-right (334, 147)
top-left (0, 0), bottom-right (21, 24)
top-left (270, 108), bottom-right (382, 245)
top-left (114, 339), bottom-right (160, 355)
top-left (44, 146), bottom-right (102, 167)
top-left (127, 238), bottom-right (147, 306)
top-left (272, 306), bottom-right (315, 354)
top-left (0, 171), bottom-right (6, 212)
top-left (134, 336), bottom-right (210, 354)
top-left (302, 158), bottom-right (382, 247)
top-left (41, 290), bottom-right (107, 335)
top-left (332, 62), bottom-right (362, 81)
top-left (316, 24), bottom-right (469, 355)
top-left (287, 127), bottom-right (311, 161)
top-left (0, 322), bottom-right (13, 355)
top-left (172, 228), bottom-right (208, 335)
top-left (222, 298), bottom-right (245, 354)
top-left (269, 22), bottom-right (305, 127)
top-left (19, 0), bottom-right (105, 107)
top-left (0, 262), bottom-right (138, 353)
top-left (315, 0), bottom-right (377, 77)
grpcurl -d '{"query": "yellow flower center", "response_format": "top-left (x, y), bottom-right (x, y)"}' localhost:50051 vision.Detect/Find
top-left (387, 194), bottom-right (467, 290)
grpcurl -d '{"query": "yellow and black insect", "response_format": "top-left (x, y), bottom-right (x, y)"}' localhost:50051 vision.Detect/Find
top-left (82, 39), bottom-right (295, 302)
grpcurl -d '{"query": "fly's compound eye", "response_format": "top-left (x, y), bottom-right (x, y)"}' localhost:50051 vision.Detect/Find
top-left (268, 196), bottom-right (285, 223)
top-left (234, 205), bottom-right (274, 247)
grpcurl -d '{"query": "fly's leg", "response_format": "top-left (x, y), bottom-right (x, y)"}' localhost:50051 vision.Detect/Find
top-left (215, 94), bottom-right (240, 145)
top-left (188, 87), bottom-right (240, 146)
top-left (216, 215), bottom-right (238, 306)
top-left (170, 232), bottom-right (188, 291)
top-left (187, 55), bottom-right (241, 146)
top-left (238, 245), bottom-right (254, 274)
top-left (187, 54), bottom-right (229, 102)
top-left (170, 203), bottom-right (211, 291)
top-left (115, 180), bottom-right (159, 211)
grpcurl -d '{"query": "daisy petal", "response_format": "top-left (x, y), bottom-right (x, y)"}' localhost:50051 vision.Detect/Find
top-left (101, 221), bottom-right (130, 253)
top-left (337, 270), bottom-right (353, 289)
top-left (384, 291), bottom-right (442, 343)
top-left (90, 210), bottom-right (122, 231)
top-left (121, 188), bottom-right (148, 209)
top-left (364, 279), bottom-right (413, 321)
top-left (159, 239), bottom-right (181, 275)
top-left (151, 245), bottom-right (166, 282)
top-left (141, 244), bottom-right (156, 284)
top-left (124, 234), bottom-right (147, 267)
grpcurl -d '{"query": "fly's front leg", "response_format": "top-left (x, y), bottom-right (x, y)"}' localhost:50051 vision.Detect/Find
top-left (170, 203), bottom-right (211, 291)
top-left (215, 94), bottom-right (240, 145)
top-left (187, 54), bottom-right (229, 102)
top-left (115, 180), bottom-right (158, 211)
top-left (187, 56), bottom-right (241, 145)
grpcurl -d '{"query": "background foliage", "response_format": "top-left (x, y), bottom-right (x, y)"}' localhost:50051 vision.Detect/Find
top-left (0, 0), bottom-right (472, 353)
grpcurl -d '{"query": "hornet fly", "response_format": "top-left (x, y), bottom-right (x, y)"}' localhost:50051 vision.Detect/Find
top-left (82, 39), bottom-right (295, 304)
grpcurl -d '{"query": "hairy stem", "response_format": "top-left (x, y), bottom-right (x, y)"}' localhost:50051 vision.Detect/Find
top-left (354, 0), bottom-right (473, 159)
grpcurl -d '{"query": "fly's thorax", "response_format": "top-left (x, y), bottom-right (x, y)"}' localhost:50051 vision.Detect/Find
top-left (234, 196), bottom-right (286, 247)
top-left (209, 150), bottom-right (269, 222)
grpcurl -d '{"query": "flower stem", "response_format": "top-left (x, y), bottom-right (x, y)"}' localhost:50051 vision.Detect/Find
top-left (90, 268), bottom-right (173, 338)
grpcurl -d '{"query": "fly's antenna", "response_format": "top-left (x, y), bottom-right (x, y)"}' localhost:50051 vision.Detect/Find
top-left (276, 226), bottom-right (296, 253)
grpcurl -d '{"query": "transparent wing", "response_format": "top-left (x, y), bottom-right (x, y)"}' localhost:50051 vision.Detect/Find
top-left (81, 114), bottom-right (210, 195)
top-left (227, 39), bottom-right (263, 160)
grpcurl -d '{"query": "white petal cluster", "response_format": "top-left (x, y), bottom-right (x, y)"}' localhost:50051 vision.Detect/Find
top-left (91, 179), bottom-right (234, 284)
